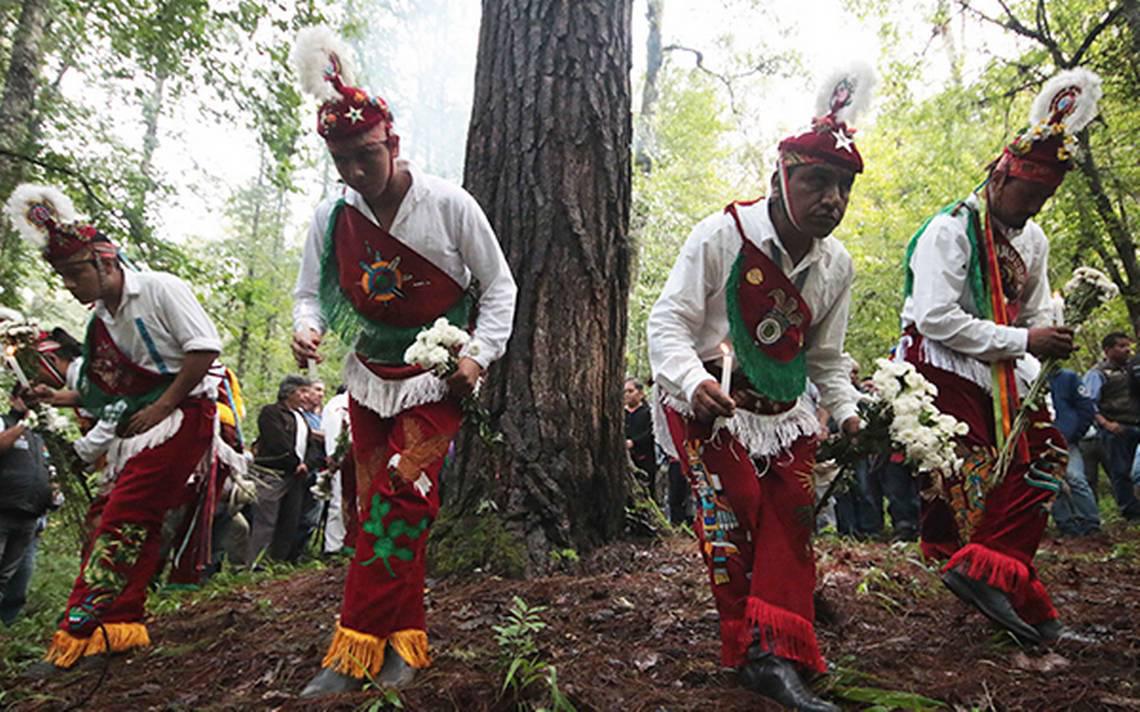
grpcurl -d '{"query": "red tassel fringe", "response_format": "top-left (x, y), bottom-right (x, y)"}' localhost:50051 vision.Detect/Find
top-left (730, 596), bottom-right (826, 674)
top-left (944, 543), bottom-right (1029, 595)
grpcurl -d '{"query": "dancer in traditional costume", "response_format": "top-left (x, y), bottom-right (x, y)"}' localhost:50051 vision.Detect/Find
top-left (289, 27), bottom-right (516, 695)
top-left (4, 184), bottom-right (224, 674)
top-left (648, 67), bottom-right (873, 712)
top-left (897, 69), bottom-right (1101, 643)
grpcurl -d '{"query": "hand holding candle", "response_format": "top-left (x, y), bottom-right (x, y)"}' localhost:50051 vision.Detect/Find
top-left (719, 342), bottom-right (733, 395)
top-left (4, 346), bottom-right (29, 388)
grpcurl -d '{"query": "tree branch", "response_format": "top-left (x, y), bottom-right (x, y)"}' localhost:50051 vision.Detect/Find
top-left (1071, 3), bottom-right (1127, 67)
top-left (0, 148), bottom-right (112, 211)
top-left (662, 43), bottom-right (782, 115)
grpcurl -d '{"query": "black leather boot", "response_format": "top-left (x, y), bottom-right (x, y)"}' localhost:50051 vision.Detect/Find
top-left (941, 568), bottom-right (1041, 644)
top-left (738, 651), bottom-right (840, 712)
top-left (299, 667), bottom-right (366, 697)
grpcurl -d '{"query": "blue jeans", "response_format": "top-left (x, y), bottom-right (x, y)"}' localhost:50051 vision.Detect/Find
top-left (1051, 446), bottom-right (1101, 535)
top-left (835, 458), bottom-right (882, 538)
top-left (0, 515), bottom-right (40, 624)
top-left (1100, 427), bottom-right (1140, 519)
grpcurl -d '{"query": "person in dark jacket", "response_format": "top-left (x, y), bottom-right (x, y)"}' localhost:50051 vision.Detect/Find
top-left (624, 378), bottom-right (656, 492)
top-left (247, 375), bottom-right (313, 562)
top-left (0, 387), bottom-right (52, 602)
top-left (1049, 368), bottom-right (1101, 536)
top-left (1084, 333), bottom-right (1140, 520)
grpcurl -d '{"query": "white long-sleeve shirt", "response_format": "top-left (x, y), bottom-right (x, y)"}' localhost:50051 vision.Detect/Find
top-left (91, 269), bottom-right (223, 399)
top-left (648, 198), bottom-right (861, 426)
top-left (899, 194), bottom-right (1052, 392)
top-left (293, 160), bottom-right (517, 370)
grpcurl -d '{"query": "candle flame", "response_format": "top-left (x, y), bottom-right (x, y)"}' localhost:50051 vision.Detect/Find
top-left (4, 345), bottom-right (14, 357)
top-left (719, 342), bottom-right (731, 356)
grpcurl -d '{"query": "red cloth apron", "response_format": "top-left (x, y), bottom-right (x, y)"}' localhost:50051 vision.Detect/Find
top-left (320, 204), bottom-right (469, 676)
top-left (902, 328), bottom-right (1062, 624)
top-left (660, 202), bottom-right (824, 673)
top-left (46, 318), bottom-right (215, 666)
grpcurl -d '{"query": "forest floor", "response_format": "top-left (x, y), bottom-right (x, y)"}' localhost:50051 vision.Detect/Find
top-left (3, 523), bottom-right (1139, 711)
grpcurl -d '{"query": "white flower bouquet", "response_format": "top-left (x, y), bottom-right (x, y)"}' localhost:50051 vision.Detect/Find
top-left (403, 317), bottom-right (472, 377)
top-left (993, 266), bottom-right (1119, 482)
top-left (817, 358), bottom-right (965, 509)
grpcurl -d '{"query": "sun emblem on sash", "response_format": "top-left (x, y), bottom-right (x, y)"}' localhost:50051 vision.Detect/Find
top-left (359, 253), bottom-right (411, 302)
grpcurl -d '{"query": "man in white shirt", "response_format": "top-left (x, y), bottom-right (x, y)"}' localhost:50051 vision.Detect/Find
top-left (896, 69), bottom-right (1100, 644)
top-left (290, 28), bottom-right (517, 696)
top-left (322, 386), bottom-right (352, 554)
top-left (5, 183), bottom-right (221, 675)
top-left (648, 68), bottom-right (872, 712)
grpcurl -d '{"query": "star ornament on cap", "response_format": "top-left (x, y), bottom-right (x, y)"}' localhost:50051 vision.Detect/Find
top-left (346, 106), bottom-right (365, 124)
top-left (831, 128), bottom-right (855, 152)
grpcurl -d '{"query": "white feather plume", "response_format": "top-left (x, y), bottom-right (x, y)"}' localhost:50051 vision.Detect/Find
top-left (0, 306), bottom-right (23, 323)
top-left (814, 62), bottom-right (876, 125)
top-left (291, 25), bottom-right (358, 103)
top-left (1028, 68), bottom-right (1101, 136)
top-left (3, 183), bottom-right (79, 249)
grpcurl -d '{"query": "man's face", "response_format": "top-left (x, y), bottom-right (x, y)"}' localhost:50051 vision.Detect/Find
top-left (286, 386), bottom-right (308, 410)
top-left (783, 164), bottom-right (855, 238)
top-left (52, 254), bottom-right (105, 304)
top-left (1105, 337), bottom-right (1133, 366)
top-left (327, 126), bottom-right (399, 200)
top-left (989, 173), bottom-right (1057, 230)
top-left (35, 352), bottom-right (68, 387)
top-left (309, 383), bottom-right (325, 406)
top-left (623, 381), bottom-right (642, 408)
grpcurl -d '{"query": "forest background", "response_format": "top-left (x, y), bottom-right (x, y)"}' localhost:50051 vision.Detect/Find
top-left (0, 0), bottom-right (1135, 412)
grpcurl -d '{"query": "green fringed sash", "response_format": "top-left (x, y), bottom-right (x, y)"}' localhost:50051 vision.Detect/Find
top-left (725, 251), bottom-right (809, 403)
top-left (902, 199), bottom-right (993, 320)
top-left (318, 199), bottom-right (473, 365)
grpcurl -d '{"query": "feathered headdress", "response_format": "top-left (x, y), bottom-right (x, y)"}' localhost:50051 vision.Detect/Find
top-left (778, 62), bottom-right (875, 175)
top-left (998, 68), bottom-right (1102, 187)
top-left (3, 184), bottom-right (112, 262)
top-left (291, 25), bottom-right (392, 140)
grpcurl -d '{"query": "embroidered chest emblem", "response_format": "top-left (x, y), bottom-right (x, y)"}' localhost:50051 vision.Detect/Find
top-left (359, 252), bottom-right (413, 302)
top-left (755, 287), bottom-right (805, 347)
top-left (995, 241), bottom-right (1027, 303)
top-left (90, 338), bottom-right (124, 390)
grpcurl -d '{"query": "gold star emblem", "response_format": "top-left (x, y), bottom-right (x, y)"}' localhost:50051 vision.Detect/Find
top-left (346, 106), bottom-right (365, 124)
top-left (746, 267), bottom-right (765, 285)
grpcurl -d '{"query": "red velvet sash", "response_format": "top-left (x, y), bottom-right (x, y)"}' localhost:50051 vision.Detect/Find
top-left (334, 204), bottom-right (464, 328)
top-left (725, 204), bottom-right (814, 362)
top-left (85, 318), bottom-right (170, 397)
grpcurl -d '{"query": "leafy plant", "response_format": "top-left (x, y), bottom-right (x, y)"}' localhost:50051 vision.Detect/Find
top-left (492, 596), bottom-right (575, 712)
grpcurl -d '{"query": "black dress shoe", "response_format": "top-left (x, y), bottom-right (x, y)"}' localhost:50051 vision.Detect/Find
top-left (299, 667), bottom-right (366, 697)
top-left (1035, 619), bottom-right (1096, 644)
top-left (941, 569), bottom-right (1041, 644)
top-left (738, 653), bottom-right (840, 712)
top-left (22, 655), bottom-right (105, 680)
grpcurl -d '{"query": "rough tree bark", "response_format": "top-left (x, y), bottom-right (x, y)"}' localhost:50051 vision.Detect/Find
top-left (0, 0), bottom-right (50, 301)
top-left (446, 0), bottom-right (633, 572)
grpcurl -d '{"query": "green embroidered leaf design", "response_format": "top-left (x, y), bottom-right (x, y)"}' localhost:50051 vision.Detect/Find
top-left (359, 493), bottom-right (430, 577)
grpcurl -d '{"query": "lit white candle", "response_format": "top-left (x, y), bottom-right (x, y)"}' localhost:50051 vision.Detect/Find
top-left (4, 347), bottom-right (29, 388)
top-left (719, 342), bottom-right (733, 394)
top-left (307, 358), bottom-right (319, 381)
top-left (1051, 291), bottom-right (1065, 326)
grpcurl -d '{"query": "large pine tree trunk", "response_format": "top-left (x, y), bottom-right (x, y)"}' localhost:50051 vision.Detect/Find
top-left (448, 0), bottom-right (633, 571)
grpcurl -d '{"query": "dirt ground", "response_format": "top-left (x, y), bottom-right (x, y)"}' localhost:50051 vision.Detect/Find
top-left (5, 524), bottom-right (1139, 711)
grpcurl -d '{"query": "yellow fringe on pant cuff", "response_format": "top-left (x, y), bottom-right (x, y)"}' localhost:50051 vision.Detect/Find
top-left (44, 623), bottom-right (151, 668)
top-left (321, 623), bottom-right (431, 679)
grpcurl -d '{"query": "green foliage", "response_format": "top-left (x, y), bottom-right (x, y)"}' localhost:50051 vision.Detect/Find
top-left (427, 507), bottom-right (527, 578)
top-left (627, 70), bottom-right (744, 377)
top-left (493, 596), bottom-right (575, 712)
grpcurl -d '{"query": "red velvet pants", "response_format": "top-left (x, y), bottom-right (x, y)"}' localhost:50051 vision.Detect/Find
top-left (663, 406), bottom-right (825, 673)
top-left (321, 397), bottom-right (462, 677)
top-left (905, 347), bottom-right (1063, 625)
top-left (46, 399), bottom-right (214, 666)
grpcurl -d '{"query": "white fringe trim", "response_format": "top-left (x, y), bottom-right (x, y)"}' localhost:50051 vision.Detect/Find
top-left (896, 335), bottom-right (1039, 397)
top-left (105, 409), bottom-right (184, 478)
top-left (343, 352), bottom-right (447, 418)
top-left (652, 386), bottom-right (820, 461)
